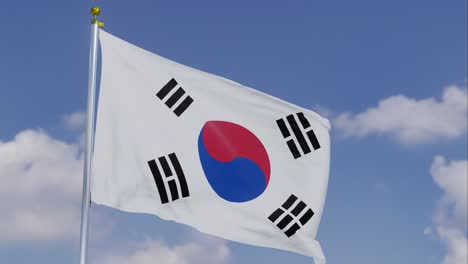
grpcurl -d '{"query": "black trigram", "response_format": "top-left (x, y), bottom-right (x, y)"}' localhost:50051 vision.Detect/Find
top-left (156, 78), bottom-right (194, 117)
top-left (268, 194), bottom-right (315, 237)
top-left (276, 112), bottom-right (321, 159)
top-left (147, 153), bottom-right (190, 204)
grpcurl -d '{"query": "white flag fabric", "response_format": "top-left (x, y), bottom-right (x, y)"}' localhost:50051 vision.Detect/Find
top-left (92, 30), bottom-right (331, 263)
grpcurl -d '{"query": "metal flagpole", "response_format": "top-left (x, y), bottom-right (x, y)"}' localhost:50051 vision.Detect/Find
top-left (79, 7), bottom-right (103, 264)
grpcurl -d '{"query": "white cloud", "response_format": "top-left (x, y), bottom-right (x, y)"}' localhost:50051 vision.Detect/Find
top-left (0, 129), bottom-right (83, 242)
top-left (431, 156), bottom-right (468, 224)
top-left (0, 125), bottom-right (230, 264)
top-left (436, 226), bottom-right (468, 264)
top-left (429, 156), bottom-right (467, 264)
top-left (96, 237), bottom-right (230, 264)
top-left (334, 85), bottom-right (467, 144)
top-left (63, 111), bottom-right (87, 130)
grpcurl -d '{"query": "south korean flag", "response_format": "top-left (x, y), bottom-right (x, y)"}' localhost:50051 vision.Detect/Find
top-left (92, 30), bottom-right (331, 264)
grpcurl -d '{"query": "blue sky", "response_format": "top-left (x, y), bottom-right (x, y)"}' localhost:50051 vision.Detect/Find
top-left (0, 1), bottom-right (466, 264)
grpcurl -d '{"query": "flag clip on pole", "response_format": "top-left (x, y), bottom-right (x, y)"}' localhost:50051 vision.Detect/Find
top-left (79, 6), bottom-right (103, 264)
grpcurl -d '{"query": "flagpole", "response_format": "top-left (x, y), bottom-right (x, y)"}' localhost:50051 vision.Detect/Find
top-left (79, 7), bottom-right (103, 264)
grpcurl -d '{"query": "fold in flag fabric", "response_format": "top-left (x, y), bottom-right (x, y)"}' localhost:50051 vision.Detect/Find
top-left (92, 30), bottom-right (331, 264)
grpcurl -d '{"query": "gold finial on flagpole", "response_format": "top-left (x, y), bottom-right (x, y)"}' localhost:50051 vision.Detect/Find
top-left (90, 6), bottom-right (104, 28)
